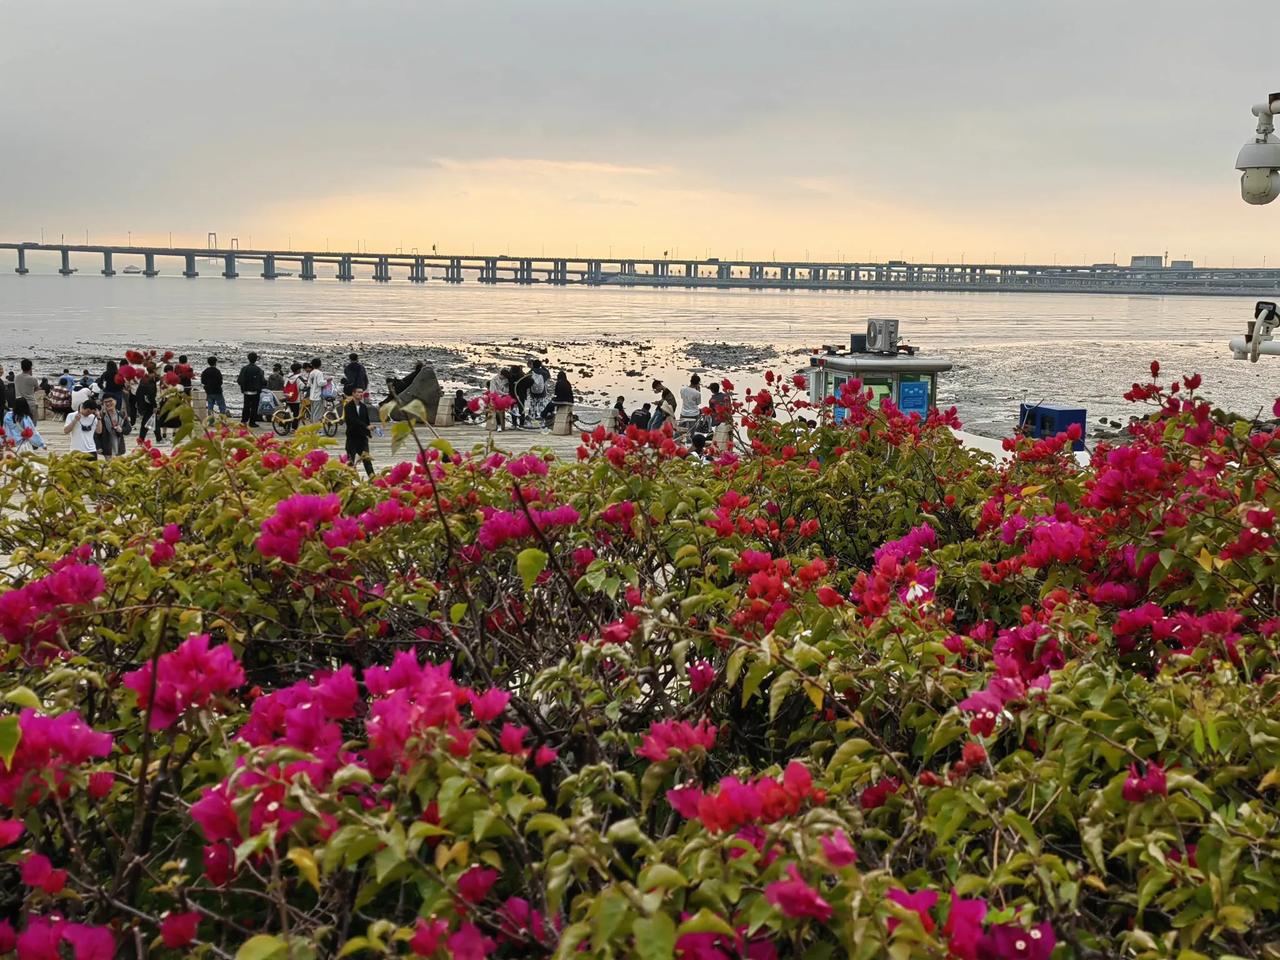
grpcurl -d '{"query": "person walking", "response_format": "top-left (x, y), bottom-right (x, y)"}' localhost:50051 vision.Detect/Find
top-left (343, 353), bottom-right (369, 396)
top-left (237, 352), bottom-right (265, 427)
top-left (201, 357), bottom-right (228, 418)
top-left (99, 360), bottom-right (126, 410)
top-left (307, 359), bottom-right (326, 423)
top-left (344, 387), bottom-right (375, 478)
top-left (63, 398), bottom-right (101, 459)
top-left (97, 395), bottom-right (129, 459)
top-left (650, 379), bottom-right (677, 430)
top-left (3, 398), bottom-right (44, 452)
top-left (135, 370), bottom-right (159, 443)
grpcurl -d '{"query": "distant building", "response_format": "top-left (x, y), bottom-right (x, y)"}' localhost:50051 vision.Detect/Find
top-left (1130, 255), bottom-right (1164, 269)
top-left (1169, 259), bottom-right (1194, 269)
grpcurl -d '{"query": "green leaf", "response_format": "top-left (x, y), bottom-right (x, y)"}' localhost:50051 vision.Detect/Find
top-left (740, 660), bottom-right (773, 707)
top-left (676, 909), bottom-right (737, 939)
top-left (450, 602), bottom-right (469, 624)
top-left (825, 737), bottom-right (873, 776)
top-left (769, 670), bottom-right (798, 720)
top-left (0, 715), bottom-right (21, 769)
top-left (235, 935), bottom-right (288, 960)
top-left (517, 548), bottom-right (548, 591)
top-left (633, 913), bottom-right (677, 960)
top-left (3, 687), bottom-right (41, 710)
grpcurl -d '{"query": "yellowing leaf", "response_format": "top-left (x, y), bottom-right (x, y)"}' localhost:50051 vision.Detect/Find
top-left (287, 847), bottom-right (320, 892)
top-left (235, 935), bottom-right (288, 960)
top-left (1196, 548), bottom-right (1213, 573)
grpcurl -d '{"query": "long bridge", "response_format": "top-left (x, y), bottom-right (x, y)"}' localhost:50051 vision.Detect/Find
top-left (4, 241), bottom-right (1279, 296)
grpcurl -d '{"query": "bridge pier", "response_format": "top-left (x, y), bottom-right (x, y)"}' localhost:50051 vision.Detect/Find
top-left (59, 249), bottom-right (74, 276)
top-left (445, 258), bottom-right (463, 282)
top-left (717, 263), bottom-right (732, 281)
top-left (300, 255), bottom-right (316, 280)
top-left (182, 254), bottom-right (197, 278)
top-left (101, 251), bottom-right (115, 277)
top-left (373, 256), bottom-right (391, 281)
top-left (15, 248), bottom-right (28, 275)
top-left (585, 260), bottom-right (603, 284)
top-left (146, 253), bottom-right (160, 277)
top-left (410, 257), bottom-right (427, 282)
top-left (223, 254), bottom-right (238, 279)
top-left (479, 258), bottom-right (498, 283)
top-left (549, 259), bottom-right (568, 284)
top-left (337, 256), bottom-right (353, 281)
top-left (261, 254), bottom-right (278, 279)
top-left (517, 258), bottom-right (534, 284)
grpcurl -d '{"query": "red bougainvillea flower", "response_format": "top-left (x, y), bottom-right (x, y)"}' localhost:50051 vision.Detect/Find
top-left (122, 633), bottom-right (246, 730)
top-left (860, 776), bottom-right (901, 810)
top-left (688, 660), bottom-right (716, 694)
top-left (819, 828), bottom-right (857, 868)
top-left (62, 923), bottom-right (117, 960)
top-left (410, 918), bottom-right (449, 956)
top-left (20, 853), bottom-right (68, 894)
top-left (886, 888), bottom-right (939, 933)
top-left (1122, 761), bottom-right (1167, 803)
top-left (765, 864), bottom-right (832, 921)
top-left (500, 723), bottom-right (529, 756)
top-left (534, 745), bottom-right (558, 767)
top-left (457, 865), bottom-right (499, 903)
top-left (160, 912), bottom-right (201, 949)
top-left (636, 719), bottom-right (718, 762)
top-left (0, 820), bottom-right (24, 846)
top-left (942, 891), bottom-right (988, 960)
top-left (0, 710), bottom-right (113, 808)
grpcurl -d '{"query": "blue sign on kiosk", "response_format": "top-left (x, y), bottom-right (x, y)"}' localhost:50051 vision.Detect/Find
top-left (899, 380), bottom-right (929, 416)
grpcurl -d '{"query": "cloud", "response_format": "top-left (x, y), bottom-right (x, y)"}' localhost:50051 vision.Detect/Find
top-left (433, 157), bottom-right (664, 178)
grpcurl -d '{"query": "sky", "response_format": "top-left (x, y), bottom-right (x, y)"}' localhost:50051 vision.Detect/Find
top-left (2, 0), bottom-right (1278, 266)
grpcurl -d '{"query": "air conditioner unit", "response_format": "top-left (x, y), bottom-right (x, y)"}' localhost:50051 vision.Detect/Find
top-left (866, 317), bottom-right (899, 353)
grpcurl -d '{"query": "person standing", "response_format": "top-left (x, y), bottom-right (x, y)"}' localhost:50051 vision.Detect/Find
top-left (343, 353), bottom-right (369, 396)
top-left (97, 395), bottom-right (129, 459)
top-left (650, 379), bottom-right (677, 430)
top-left (679, 374), bottom-right (702, 427)
top-left (63, 399), bottom-right (101, 459)
top-left (16, 359), bottom-right (39, 409)
top-left (488, 368), bottom-right (509, 431)
top-left (307, 358), bottom-right (326, 423)
top-left (283, 362), bottom-right (303, 428)
top-left (201, 357), bottom-right (228, 418)
top-left (99, 360), bottom-right (125, 410)
top-left (344, 386), bottom-right (375, 478)
top-left (612, 396), bottom-right (629, 432)
top-left (266, 363), bottom-right (285, 392)
top-left (237, 352), bottom-right (265, 427)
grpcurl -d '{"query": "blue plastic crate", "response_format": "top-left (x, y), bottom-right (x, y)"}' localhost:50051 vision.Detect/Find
top-left (1019, 403), bottom-right (1086, 451)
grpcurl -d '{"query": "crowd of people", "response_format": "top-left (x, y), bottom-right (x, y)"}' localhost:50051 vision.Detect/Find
top-left (4, 350), bottom-right (740, 469)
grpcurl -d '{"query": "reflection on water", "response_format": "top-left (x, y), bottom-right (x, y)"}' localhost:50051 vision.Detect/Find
top-left (1, 273), bottom-right (1275, 438)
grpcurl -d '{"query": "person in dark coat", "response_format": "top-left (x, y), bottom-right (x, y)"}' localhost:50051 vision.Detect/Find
top-left (344, 387), bottom-right (375, 478)
top-left (629, 403), bottom-right (651, 428)
top-left (201, 357), bottom-right (227, 417)
top-left (613, 396), bottom-right (628, 432)
top-left (506, 365), bottom-right (526, 428)
top-left (135, 370), bottom-right (159, 442)
top-left (237, 351), bottom-right (265, 427)
top-left (343, 353), bottom-right (369, 396)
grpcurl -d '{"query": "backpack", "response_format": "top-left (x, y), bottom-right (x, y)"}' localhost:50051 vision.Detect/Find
top-left (530, 372), bottom-right (547, 397)
top-left (283, 381), bottom-right (299, 403)
top-left (320, 378), bottom-right (336, 400)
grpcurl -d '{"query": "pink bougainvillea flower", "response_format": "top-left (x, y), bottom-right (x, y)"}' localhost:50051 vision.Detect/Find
top-left (63, 924), bottom-right (116, 960)
top-left (636, 719), bottom-right (717, 762)
top-left (534, 745), bottom-right (558, 767)
top-left (688, 660), bottom-right (716, 694)
top-left (666, 784), bottom-right (704, 818)
top-left (447, 923), bottom-right (496, 960)
top-left (160, 912), bottom-right (201, 949)
top-left (456, 865), bottom-right (499, 903)
top-left (0, 819), bottom-right (24, 846)
top-left (500, 723), bottom-right (529, 756)
top-left (765, 864), bottom-right (832, 921)
top-left (410, 918), bottom-right (449, 956)
top-left (122, 633), bottom-right (246, 730)
top-left (468, 688), bottom-right (511, 723)
top-left (886, 888), bottom-right (938, 933)
top-left (0, 920), bottom-right (14, 955)
top-left (1122, 761), bottom-right (1168, 803)
top-left (819, 828), bottom-right (858, 868)
top-left (976, 922), bottom-right (1056, 960)
top-left (942, 891), bottom-right (988, 960)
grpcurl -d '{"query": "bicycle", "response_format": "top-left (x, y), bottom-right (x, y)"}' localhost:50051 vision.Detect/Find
top-left (271, 396), bottom-right (342, 437)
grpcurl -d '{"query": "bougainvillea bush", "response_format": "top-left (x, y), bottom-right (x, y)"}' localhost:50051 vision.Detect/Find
top-left (0, 365), bottom-right (1278, 960)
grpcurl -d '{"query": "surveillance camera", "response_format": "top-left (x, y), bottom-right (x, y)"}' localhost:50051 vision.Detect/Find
top-left (1237, 99), bottom-right (1280, 205)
